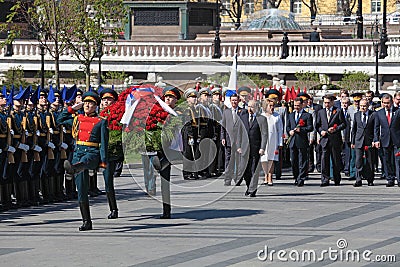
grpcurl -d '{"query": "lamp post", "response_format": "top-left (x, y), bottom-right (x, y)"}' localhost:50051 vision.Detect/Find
top-left (356, 0), bottom-right (363, 39)
top-left (379, 0), bottom-right (388, 59)
top-left (39, 45), bottom-right (45, 90)
top-left (371, 17), bottom-right (380, 96)
top-left (212, 0), bottom-right (221, 59)
top-left (95, 40), bottom-right (103, 85)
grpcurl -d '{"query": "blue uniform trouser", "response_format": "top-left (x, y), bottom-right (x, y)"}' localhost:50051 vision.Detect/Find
top-left (72, 146), bottom-right (100, 202)
top-left (103, 160), bottom-right (116, 193)
top-left (141, 155), bottom-right (156, 193)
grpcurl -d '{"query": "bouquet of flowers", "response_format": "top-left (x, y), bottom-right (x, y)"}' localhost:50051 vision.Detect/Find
top-left (286, 118), bottom-right (305, 145)
top-left (122, 85), bottom-right (181, 154)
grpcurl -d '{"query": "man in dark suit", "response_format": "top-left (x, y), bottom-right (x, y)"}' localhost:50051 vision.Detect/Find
top-left (351, 99), bottom-right (376, 187)
top-left (340, 97), bottom-right (352, 176)
top-left (389, 105), bottom-right (400, 186)
top-left (334, 89), bottom-right (349, 109)
top-left (239, 100), bottom-right (268, 196)
top-left (305, 94), bottom-right (323, 173)
top-left (287, 97), bottom-right (313, 186)
top-left (221, 94), bottom-right (246, 186)
top-left (316, 95), bottom-right (347, 186)
top-left (374, 94), bottom-right (397, 187)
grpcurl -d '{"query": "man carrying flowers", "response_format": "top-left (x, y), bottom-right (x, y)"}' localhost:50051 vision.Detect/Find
top-left (286, 97), bottom-right (313, 187)
top-left (99, 88), bottom-right (123, 219)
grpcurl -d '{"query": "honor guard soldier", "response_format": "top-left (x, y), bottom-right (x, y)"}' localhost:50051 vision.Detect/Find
top-left (48, 89), bottom-right (68, 201)
top-left (58, 85), bottom-right (79, 200)
top-left (100, 88), bottom-right (121, 219)
top-left (238, 86), bottom-right (252, 109)
top-left (181, 88), bottom-right (200, 180)
top-left (24, 96), bottom-right (42, 205)
top-left (153, 86), bottom-right (181, 219)
top-left (209, 88), bottom-right (224, 176)
top-left (60, 91), bottom-right (108, 231)
top-left (35, 89), bottom-right (56, 203)
top-left (196, 88), bottom-right (214, 178)
top-left (0, 90), bottom-right (12, 210)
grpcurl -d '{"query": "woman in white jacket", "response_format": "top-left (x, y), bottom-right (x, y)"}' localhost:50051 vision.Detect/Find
top-left (260, 99), bottom-right (283, 185)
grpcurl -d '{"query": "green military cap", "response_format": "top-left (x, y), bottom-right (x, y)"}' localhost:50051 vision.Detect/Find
top-left (265, 89), bottom-right (281, 99)
top-left (163, 86), bottom-right (181, 100)
top-left (100, 88), bottom-right (118, 101)
top-left (237, 86), bottom-right (251, 96)
top-left (184, 88), bottom-right (199, 99)
top-left (297, 92), bottom-right (311, 100)
top-left (82, 91), bottom-right (101, 106)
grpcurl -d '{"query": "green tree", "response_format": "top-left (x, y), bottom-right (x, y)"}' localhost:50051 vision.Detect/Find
top-left (247, 74), bottom-right (271, 88)
top-left (104, 71), bottom-right (127, 85)
top-left (64, 0), bottom-right (126, 91)
top-left (338, 70), bottom-right (370, 93)
top-left (3, 65), bottom-right (29, 88)
top-left (295, 71), bottom-right (320, 94)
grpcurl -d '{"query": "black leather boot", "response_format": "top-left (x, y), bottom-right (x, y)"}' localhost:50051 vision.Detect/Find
top-left (88, 175), bottom-right (98, 197)
top-left (106, 192), bottom-right (118, 219)
top-left (159, 203), bottom-right (171, 219)
top-left (20, 181), bottom-right (30, 207)
top-left (78, 202), bottom-right (92, 231)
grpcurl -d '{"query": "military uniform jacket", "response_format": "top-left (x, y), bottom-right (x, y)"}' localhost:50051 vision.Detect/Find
top-left (58, 107), bottom-right (108, 164)
top-left (0, 109), bottom-right (8, 151)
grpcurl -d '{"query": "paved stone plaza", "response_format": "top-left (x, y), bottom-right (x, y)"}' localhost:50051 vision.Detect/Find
top-left (0, 165), bottom-right (399, 266)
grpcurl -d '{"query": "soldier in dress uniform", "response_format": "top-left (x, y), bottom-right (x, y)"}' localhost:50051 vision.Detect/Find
top-left (209, 87), bottom-right (224, 176)
top-left (181, 88), bottom-right (199, 180)
top-left (196, 88), bottom-right (214, 178)
top-left (60, 91), bottom-right (108, 231)
top-left (24, 96), bottom-right (43, 205)
top-left (238, 86), bottom-right (252, 109)
top-left (100, 88), bottom-right (121, 219)
top-left (35, 89), bottom-right (56, 203)
top-left (0, 90), bottom-right (12, 210)
top-left (48, 89), bottom-right (68, 201)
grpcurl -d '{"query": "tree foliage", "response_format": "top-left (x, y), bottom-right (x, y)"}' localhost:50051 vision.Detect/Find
top-left (295, 71), bottom-right (320, 93)
top-left (3, 65), bottom-right (29, 88)
top-left (338, 70), bottom-right (370, 93)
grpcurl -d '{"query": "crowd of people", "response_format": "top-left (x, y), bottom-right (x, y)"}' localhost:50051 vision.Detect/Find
top-left (1, 82), bottom-right (399, 231)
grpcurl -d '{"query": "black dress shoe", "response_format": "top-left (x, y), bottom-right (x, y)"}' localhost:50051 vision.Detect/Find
top-left (353, 181), bottom-right (362, 187)
top-left (334, 182), bottom-right (341, 186)
top-left (368, 182), bottom-right (374, 186)
top-left (348, 177), bottom-right (356, 181)
top-left (386, 181), bottom-right (395, 187)
top-left (344, 172), bottom-right (350, 177)
top-left (108, 210), bottom-right (118, 219)
top-left (320, 182), bottom-right (329, 187)
top-left (249, 191), bottom-right (257, 197)
top-left (297, 180), bottom-right (304, 187)
top-left (79, 220), bottom-right (92, 231)
top-left (294, 180), bottom-right (298, 185)
top-left (244, 190), bottom-right (250, 196)
top-left (159, 214), bottom-right (171, 219)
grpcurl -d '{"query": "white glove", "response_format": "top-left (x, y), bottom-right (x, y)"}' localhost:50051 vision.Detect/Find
top-left (7, 146), bottom-right (16, 153)
top-left (18, 143), bottom-right (29, 151)
top-left (63, 127), bottom-right (67, 133)
top-left (0, 148), bottom-right (2, 154)
top-left (36, 130), bottom-right (41, 136)
top-left (49, 128), bottom-right (54, 134)
top-left (61, 142), bottom-right (68, 150)
top-left (25, 130), bottom-right (29, 137)
top-left (72, 102), bottom-right (84, 111)
top-left (33, 145), bottom-right (42, 152)
top-left (10, 129), bottom-right (14, 135)
top-left (188, 138), bottom-right (194, 146)
top-left (48, 142), bottom-right (55, 149)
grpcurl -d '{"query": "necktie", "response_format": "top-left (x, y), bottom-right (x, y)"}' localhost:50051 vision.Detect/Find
top-left (327, 109), bottom-right (331, 121)
top-left (362, 113), bottom-right (367, 127)
top-left (387, 110), bottom-right (391, 125)
top-left (250, 114), bottom-right (254, 124)
top-left (232, 108), bottom-right (237, 123)
top-left (296, 112), bottom-right (300, 123)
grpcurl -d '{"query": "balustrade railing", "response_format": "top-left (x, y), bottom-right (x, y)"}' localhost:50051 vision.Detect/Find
top-left (1, 39), bottom-right (400, 62)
